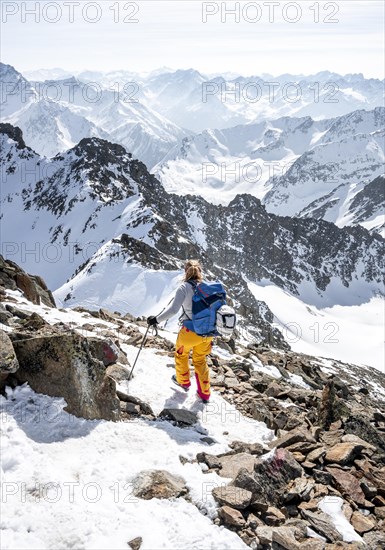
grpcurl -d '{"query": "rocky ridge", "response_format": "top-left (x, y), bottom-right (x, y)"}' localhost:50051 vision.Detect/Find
top-left (1, 258), bottom-right (384, 549)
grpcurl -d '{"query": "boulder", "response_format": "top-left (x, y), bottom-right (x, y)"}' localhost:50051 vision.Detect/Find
top-left (301, 509), bottom-right (343, 542)
top-left (350, 511), bottom-right (375, 533)
top-left (263, 505), bottom-right (286, 526)
top-left (0, 329), bottom-right (19, 374)
top-left (212, 484), bottom-right (252, 510)
top-left (271, 526), bottom-right (301, 549)
top-left (217, 452), bottom-right (256, 479)
top-left (217, 506), bottom-right (246, 528)
top-left (12, 333), bottom-right (120, 420)
top-left (159, 408), bottom-right (197, 426)
top-left (132, 470), bottom-right (188, 500)
top-left (252, 448), bottom-right (304, 505)
top-left (326, 467), bottom-right (367, 507)
top-left (271, 429), bottom-right (316, 449)
top-left (325, 442), bottom-right (365, 466)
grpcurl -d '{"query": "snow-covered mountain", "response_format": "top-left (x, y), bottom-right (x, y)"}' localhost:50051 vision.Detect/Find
top-left (141, 70), bottom-right (384, 132)
top-left (155, 108), bottom-right (385, 236)
top-left (1, 64), bottom-right (187, 168)
top-left (1, 124), bottom-right (384, 354)
top-left (4, 98), bottom-right (109, 158)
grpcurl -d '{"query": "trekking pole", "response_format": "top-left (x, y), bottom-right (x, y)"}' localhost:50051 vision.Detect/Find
top-left (128, 324), bottom-right (156, 380)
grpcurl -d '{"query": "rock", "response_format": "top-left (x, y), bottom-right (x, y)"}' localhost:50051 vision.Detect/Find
top-left (318, 380), bottom-right (339, 429)
top-left (246, 512), bottom-right (264, 530)
top-left (326, 467), bottom-right (367, 506)
top-left (325, 442), bottom-right (365, 465)
top-left (15, 271), bottom-right (40, 304)
top-left (321, 430), bottom-right (344, 448)
top-left (271, 429), bottom-right (316, 449)
top-left (272, 526), bottom-right (301, 549)
top-left (115, 392), bottom-right (154, 416)
top-left (120, 402), bottom-right (140, 415)
top-left (159, 408), bottom-right (197, 426)
top-left (252, 448), bottom-right (304, 505)
top-left (217, 505), bottom-right (246, 528)
top-left (12, 333), bottom-right (120, 420)
top-left (284, 477), bottom-right (315, 503)
top-left (362, 529), bottom-right (385, 548)
top-left (233, 468), bottom-right (265, 503)
top-left (88, 338), bottom-right (128, 367)
top-left (0, 329), bottom-right (19, 374)
top-left (341, 434), bottom-right (377, 453)
top-left (298, 499), bottom-right (319, 511)
top-left (350, 511), bottom-right (375, 533)
top-left (255, 526), bottom-right (273, 545)
top-left (200, 436), bottom-right (217, 445)
top-left (344, 414), bottom-right (385, 456)
top-left (127, 537), bottom-right (142, 550)
top-left (212, 484), bottom-right (252, 510)
top-left (374, 506), bottom-right (385, 519)
top-left (301, 509), bottom-right (343, 542)
top-left (22, 312), bottom-right (48, 330)
top-left (313, 469), bottom-right (333, 485)
top-left (307, 447), bottom-right (326, 463)
top-left (108, 364), bottom-right (132, 384)
top-left (132, 470), bottom-right (188, 500)
top-left (218, 452), bottom-right (256, 479)
top-left (196, 452), bottom-right (222, 469)
top-left (360, 478), bottom-right (377, 500)
top-left (229, 441), bottom-right (266, 455)
top-left (263, 505), bottom-right (286, 526)
top-left (0, 304), bottom-right (12, 325)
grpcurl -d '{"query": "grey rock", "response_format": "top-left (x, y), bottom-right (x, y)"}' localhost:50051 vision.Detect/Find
top-left (217, 452), bottom-right (256, 479)
top-left (132, 470), bottom-right (188, 500)
top-left (159, 408), bottom-right (197, 426)
top-left (127, 537), bottom-right (142, 550)
top-left (301, 509), bottom-right (343, 542)
top-left (0, 329), bottom-right (19, 373)
top-left (212, 484), bottom-right (252, 510)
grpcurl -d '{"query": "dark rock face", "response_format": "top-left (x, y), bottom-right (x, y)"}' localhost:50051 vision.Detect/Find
top-left (349, 175), bottom-right (385, 227)
top-left (0, 123), bottom-right (31, 151)
top-left (12, 333), bottom-right (120, 420)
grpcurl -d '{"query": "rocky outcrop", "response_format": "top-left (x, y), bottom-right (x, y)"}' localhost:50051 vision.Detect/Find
top-left (0, 255), bottom-right (55, 307)
top-left (11, 333), bottom-right (120, 420)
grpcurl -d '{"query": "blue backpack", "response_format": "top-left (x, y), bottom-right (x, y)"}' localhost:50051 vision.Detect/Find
top-left (183, 280), bottom-right (232, 337)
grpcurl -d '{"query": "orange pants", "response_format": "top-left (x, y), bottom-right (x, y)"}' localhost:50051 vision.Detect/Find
top-left (175, 326), bottom-right (213, 399)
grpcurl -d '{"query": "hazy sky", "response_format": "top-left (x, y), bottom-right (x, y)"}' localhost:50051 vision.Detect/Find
top-left (1, 0), bottom-right (384, 78)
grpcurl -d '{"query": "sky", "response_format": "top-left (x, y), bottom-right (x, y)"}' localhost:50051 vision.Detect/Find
top-left (1, 0), bottom-right (384, 78)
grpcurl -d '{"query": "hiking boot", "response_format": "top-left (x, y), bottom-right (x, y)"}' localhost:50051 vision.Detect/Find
top-left (196, 391), bottom-right (210, 403)
top-left (171, 374), bottom-right (190, 392)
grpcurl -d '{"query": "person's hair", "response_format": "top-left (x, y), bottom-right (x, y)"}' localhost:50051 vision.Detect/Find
top-left (183, 259), bottom-right (203, 282)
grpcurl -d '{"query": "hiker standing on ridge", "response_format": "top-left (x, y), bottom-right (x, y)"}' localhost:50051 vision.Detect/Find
top-left (147, 260), bottom-right (213, 402)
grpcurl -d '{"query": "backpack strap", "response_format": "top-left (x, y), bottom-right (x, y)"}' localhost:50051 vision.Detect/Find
top-left (180, 280), bottom-right (197, 324)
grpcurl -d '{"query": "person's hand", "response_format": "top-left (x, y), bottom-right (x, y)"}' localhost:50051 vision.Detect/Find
top-left (147, 316), bottom-right (158, 326)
